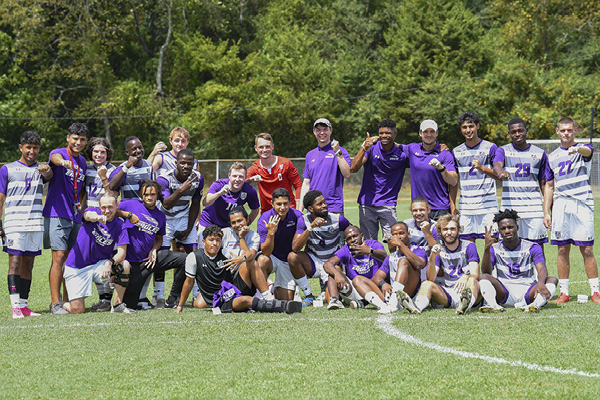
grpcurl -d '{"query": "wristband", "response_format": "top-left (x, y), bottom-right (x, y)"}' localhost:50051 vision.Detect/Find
top-left (335, 149), bottom-right (342, 156)
top-left (108, 258), bottom-right (115, 265)
top-left (121, 165), bottom-right (129, 174)
top-left (377, 280), bottom-right (386, 289)
top-left (369, 248), bottom-right (374, 255)
top-left (127, 211), bottom-right (133, 220)
top-left (307, 225), bottom-right (314, 232)
top-left (440, 165), bottom-right (446, 172)
top-left (176, 305), bottom-right (182, 309)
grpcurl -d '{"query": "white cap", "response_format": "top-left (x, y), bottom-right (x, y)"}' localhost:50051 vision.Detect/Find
top-left (313, 118), bottom-right (332, 129)
top-left (420, 119), bottom-right (438, 131)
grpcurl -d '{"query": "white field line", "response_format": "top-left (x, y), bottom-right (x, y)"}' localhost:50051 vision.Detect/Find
top-left (376, 315), bottom-right (600, 379)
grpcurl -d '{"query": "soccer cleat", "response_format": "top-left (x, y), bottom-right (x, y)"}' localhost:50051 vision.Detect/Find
top-left (592, 292), bottom-right (600, 304)
top-left (552, 293), bottom-right (570, 304)
top-left (50, 302), bottom-right (68, 315)
top-left (456, 287), bottom-right (472, 315)
top-left (155, 298), bottom-right (166, 309)
top-left (397, 289), bottom-right (420, 315)
top-left (91, 300), bottom-right (111, 312)
top-left (350, 300), bottom-right (365, 309)
top-left (137, 298), bottom-right (154, 310)
top-left (12, 307), bottom-right (24, 319)
top-left (301, 295), bottom-right (315, 307)
top-left (377, 304), bottom-right (394, 314)
top-left (20, 307), bottom-right (41, 317)
top-left (479, 305), bottom-right (505, 313)
top-left (111, 303), bottom-right (136, 314)
top-left (327, 297), bottom-right (344, 310)
top-left (284, 301), bottom-right (302, 314)
top-left (522, 304), bottom-right (540, 313)
top-left (165, 296), bottom-right (179, 309)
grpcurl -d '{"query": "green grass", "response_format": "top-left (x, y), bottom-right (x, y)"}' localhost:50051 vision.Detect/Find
top-left (2, 195), bottom-right (600, 399)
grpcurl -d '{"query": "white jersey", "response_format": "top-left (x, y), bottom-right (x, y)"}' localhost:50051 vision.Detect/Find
top-left (498, 143), bottom-right (550, 219)
top-left (85, 163), bottom-right (116, 208)
top-left (157, 169), bottom-right (203, 220)
top-left (221, 227), bottom-right (260, 258)
top-left (453, 140), bottom-right (498, 216)
top-left (0, 161), bottom-right (45, 234)
top-left (404, 218), bottom-right (437, 254)
top-left (547, 143), bottom-right (594, 211)
top-left (435, 240), bottom-right (479, 288)
top-left (156, 151), bottom-right (199, 178)
top-left (491, 239), bottom-right (542, 286)
top-left (114, 160), bottom-right (154, 200)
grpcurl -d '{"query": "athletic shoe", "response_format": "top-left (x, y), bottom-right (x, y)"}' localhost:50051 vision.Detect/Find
top-left (315, 292), bottom-right (326, 302)
top-left (20, 307), bottom-right (41, 317)
top-left (377, 304), bottom-right (394, 314)
top-left (111, 303), bottom-right (136, 314)
top-left (479, 305), bottom-right (505, 313)
top-left (456, 287), bottom-right (472, 315)
top-left (284, 301), bottom-right (302, 314)
top-left (50, 302), bottom-right (68, 315)
top-left (91, 300), bottom-right (111, 312)
top-left (350, 300), bottom-right (365, 309)
top-left (12, 307), bottom-right (24, 319)
top-left (521, 304), bottom-right (540, 313)
top-left (592, 292), bottom-right (600, 304)
top-left (552, 293), bottom-right (570, 304)
top-left (155, 298), bottom-right (166, 309)
top-left (301, 295), bottom-right (315, 307)
top-left (327, 297), bottom-right (344, 310)
top-left (137, 298), bottom-right (154, 310)
top-left (165, 296), bottom-right (179, 309)
top-left (397, 289), bottom-right (420, 315)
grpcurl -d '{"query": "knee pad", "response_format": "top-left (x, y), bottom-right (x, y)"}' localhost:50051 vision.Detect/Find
top-left (114, 270), bottom-right (130, 287)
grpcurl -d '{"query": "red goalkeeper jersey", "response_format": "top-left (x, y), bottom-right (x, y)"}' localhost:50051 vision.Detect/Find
top-left (247, 156), bottom-right (302, 212)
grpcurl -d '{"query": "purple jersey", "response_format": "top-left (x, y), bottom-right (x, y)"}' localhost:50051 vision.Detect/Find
top-left (490, 239), bottom-right (544, 286)
top-left (42, 148), bottom-right (87, 222)
top-left (65, 208), bottom-right (129, 268)
top-left (434, 240), bottom-right (479, 288)
top-left (200, 179), bottom-right (259, 228)
top-left (358, 142), bottom-right (409, 206)
top-left (379, 244), bottom-right (427, 281)
top-left (303, 143), bottom-right (351, 213)
top-left (335, 239), bottom-right (385, 280)
top-left (119, 199), bottom-right (166, 262)
top-left (257, 208), bottom-right (304, 261)
top-left (404, 142), bottom-right (456, 210)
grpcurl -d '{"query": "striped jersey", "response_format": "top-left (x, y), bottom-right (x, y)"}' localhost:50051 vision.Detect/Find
top-left (495, 144), bottom-right (550, 219)
top-left (453, 140), bottom-right (498, 216)
top-left (85, 163), bottom-right (116, 208)
top-left (434, 240), bottom-right (479, 288)
top-left (156, 151), bottom-right (199, 178)
top-left (404, 218), bottom-right (438, 254)
top-left (490, 239), bottom-right (544, 286)
top-left (0, 161), bottom-right (45, 233)
top-left (110, 160), bottom-right (154, 200)
top-left (296, 213), bottom-right (350, 261)
top-left (157, 169), bottom-right (204, 219)
top-left (547, 143), bottom-right (594, 210)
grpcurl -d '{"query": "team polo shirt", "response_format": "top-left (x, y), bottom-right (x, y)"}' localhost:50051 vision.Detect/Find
top-left (257, 208), bottom-right (304, 261)
top-left (0, 161), bottom-right (46, 233)
top-left (157, 169), bottom-right (204, 219)
top-left (434, 240), bottom-right (479, 288)
top-left (200, 179), bottom-right (259, 228)
top-left (303, 143), bottom-right (351, 213)
top-left (334, 239), bottom-right (385, 280)
top-left (247, 156), bottom-right (302, 212)
top-left (378, 244), bottom-right (427, 282)
top-left (65, 207), bottom-right (129, 268)
top-left (119, 199), bottom-right (166, 263)
top-left (404, 142), bottom-right (456, 211)
top-left (296, 213), bottom-right (350, 261)
top-left (357, 142), bottom-right (409, 207)
top-left (43, 148), bottom-right (87, 223)
top-left (491, 239), bottom-right (544, 286)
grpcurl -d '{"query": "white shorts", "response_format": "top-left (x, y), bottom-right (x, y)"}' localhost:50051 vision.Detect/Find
top-left (162, 216), bottom-right (198, 247)
top-left (459, 212), bottom-right (496, 239)
top-left (517, 217), bottom-right (548, 244)
top-left (307, 253), bottom-right (330, 285)
top-left (271, 255), bottom-right (296, 291)
top-left (4, 231), bottom-right (43, 256)
top-left (551, 197), bottom-right (594, 246)
top-left (339, 280), bottom-right (363, 302)
top-left (499, 280), bottom-right (536, 307)
top-left (64, 259), bottom-right (107, 300)
top-left (439, 285), bottom-right (461, 308)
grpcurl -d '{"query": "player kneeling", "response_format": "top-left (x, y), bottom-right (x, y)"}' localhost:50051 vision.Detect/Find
top-left (62, 193), bottom-right (135, 314)
top-left (397, 215), bottom-right (481, 315)
top-left (174, 225), bottom-right (301, 314)
top-left (479, 209), bottom-right (557, 313)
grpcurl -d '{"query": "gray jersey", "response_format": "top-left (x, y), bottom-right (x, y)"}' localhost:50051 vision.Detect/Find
top-left (0, 161), bottom-right (45, 234)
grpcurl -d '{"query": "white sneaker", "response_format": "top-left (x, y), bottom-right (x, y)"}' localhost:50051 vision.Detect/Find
top-left (327, 297), bottom-right (344, 310)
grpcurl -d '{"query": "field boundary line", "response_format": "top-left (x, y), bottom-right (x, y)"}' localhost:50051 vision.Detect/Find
top-left (376, 315), bottom-right (600, 378)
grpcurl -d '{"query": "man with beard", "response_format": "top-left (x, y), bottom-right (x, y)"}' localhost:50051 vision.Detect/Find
top-left (350, 119), bottom-right (409, 240)
top-left (322, 225), bottom-right (388, 312)
top-left (479, 209), bottom-right (557, 313)
top-left (288, 190), bottom-right (350, 306)
top-left (398, 214), bottom-right (481, 315)
top-left (109, 136), bottom-right (154, 200)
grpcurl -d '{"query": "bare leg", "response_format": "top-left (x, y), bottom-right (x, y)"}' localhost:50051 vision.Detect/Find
top-left (49, 250), bottom-right (68, 304)
top-left (581, 246), bottom-right (598, 279)
top-left (63, 297), bottom-right (85, 314)
top-left (556, 244), bottom-right (571, 279)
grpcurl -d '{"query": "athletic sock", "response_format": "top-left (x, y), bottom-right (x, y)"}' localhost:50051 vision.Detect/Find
top-left (294, 276), bottom-right (313, 297)
top-left (10, 293), bottom-right (20, 308)
top-left (532, 293), bottom-right (547, 308)
top-left (97, 281), bottom-right (113, 301)
top-left (479, 279), bottom-right (499, 307)
top-left (589, 278), bottom-right (599, 295)
top-left (139, 276), bottom-right (152, 301)
top-left (546, 283), bottom-right (557, 300)
top-left (413, 295), bottom-right (429, 312)
top-left (20, 278), bottom-right (31, 308)
top-left (559, 279), bottom-right (569, 296)
top-left (391, 281), bottom-right (405, 292)
top-left (154, 281), bottom-right (165, 300)
top-left (342, 287), bottom-right (362, 302)
top-left (365, 291), bottom-right (386, 309)
top-left (8, 275), bottom-right (20, 307)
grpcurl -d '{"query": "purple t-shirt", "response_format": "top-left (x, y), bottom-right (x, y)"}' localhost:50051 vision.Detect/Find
top-left (303, 143), bottom-right (351, 213)
top-left (335, 239), bottom-right (385, 280)
top-left (119, 199), bottom-right (166, 263)
top-left (257, 208), bottom-right (304, 261)
top-left (42, 148), bottom-right (87, 222)
top-left (200, 179), bottom-right (260, 228)
top-left (358, 142), bottom-right (409, 206)
top-left (378, 244), bottom-right (427, 279)
top-left (65, 208), bottom-right (129, 269)
top-left (404, 142), bottom-right (456, 210)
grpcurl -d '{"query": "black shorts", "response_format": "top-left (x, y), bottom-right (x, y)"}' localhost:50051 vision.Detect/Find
top-left (218, 273), bottom-right (256, 313)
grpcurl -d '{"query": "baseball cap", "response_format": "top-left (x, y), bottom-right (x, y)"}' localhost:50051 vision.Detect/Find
top-left (420, 119), bottom-right (438, 131)
top-left (313, 118), bottom-right (332, 129)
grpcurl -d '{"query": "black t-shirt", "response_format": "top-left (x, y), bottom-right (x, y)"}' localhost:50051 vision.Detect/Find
top-left (185, 249), bottom-right (232, 304)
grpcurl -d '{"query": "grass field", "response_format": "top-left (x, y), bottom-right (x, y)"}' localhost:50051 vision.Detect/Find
top-left (2, 193), bottom-right (600, 399)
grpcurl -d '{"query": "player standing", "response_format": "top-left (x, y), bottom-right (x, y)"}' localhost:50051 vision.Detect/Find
top-left (108, 136), bottom-right (154, 200)
top-left (147, 127), bottom-right (197, 177)
top-left (82, 137), bottom-right (116, 209)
